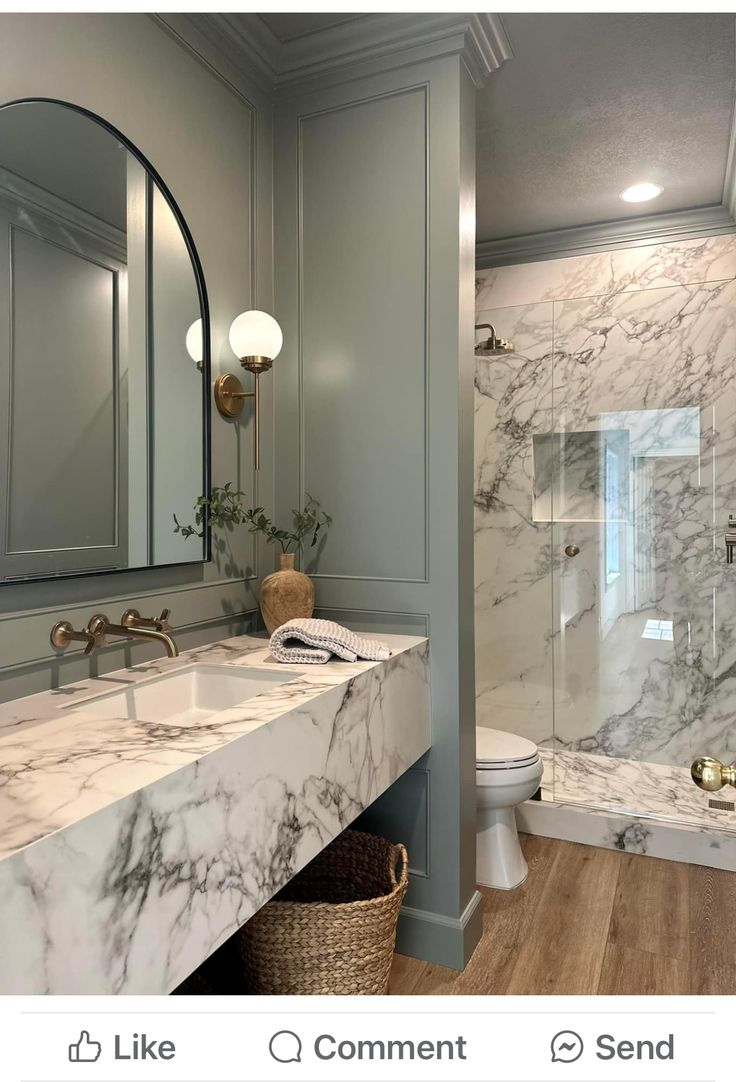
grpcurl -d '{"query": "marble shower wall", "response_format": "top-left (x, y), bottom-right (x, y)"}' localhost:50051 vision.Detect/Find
top-left (475, 235), bottom-right (736, 769)
top-left (474, 301), bottom-right (554, 744)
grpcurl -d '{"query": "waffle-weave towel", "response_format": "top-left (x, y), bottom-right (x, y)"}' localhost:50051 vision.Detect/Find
top-left (270, 618), bottom-right (391, 665)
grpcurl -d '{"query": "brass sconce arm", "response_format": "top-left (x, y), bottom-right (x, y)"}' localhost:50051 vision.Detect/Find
top-left (214, 372), bottom-right (255, 412)
top-left (214, 356), bottom-right (273, 470)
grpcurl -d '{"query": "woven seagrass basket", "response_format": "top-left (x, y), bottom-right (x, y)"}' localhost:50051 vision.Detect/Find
top-left (237, 829), bottom-right (409, 995)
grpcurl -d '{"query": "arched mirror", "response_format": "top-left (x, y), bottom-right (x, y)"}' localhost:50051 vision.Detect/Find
top-left (0, 98), bottom-right (209, 582)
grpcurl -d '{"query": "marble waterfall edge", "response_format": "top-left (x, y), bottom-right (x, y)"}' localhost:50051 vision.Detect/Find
top-left (0, 633), bottom-right (430, 993)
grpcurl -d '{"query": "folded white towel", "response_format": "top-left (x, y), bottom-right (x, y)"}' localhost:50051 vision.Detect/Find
top-left (269, 618), bottom-right (391, 665)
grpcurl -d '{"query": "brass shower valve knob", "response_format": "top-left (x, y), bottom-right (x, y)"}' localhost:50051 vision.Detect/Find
top-left (691, 756), bottom-right (736, 792)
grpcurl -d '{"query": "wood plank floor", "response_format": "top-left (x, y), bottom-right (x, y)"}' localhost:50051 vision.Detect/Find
top-left (389, 835), bottom-right (736, 995)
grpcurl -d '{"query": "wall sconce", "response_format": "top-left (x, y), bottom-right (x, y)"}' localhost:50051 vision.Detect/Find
top-left (185, 318), bottom-right (204, 371)
top-left (214, 310), bottom-right (283, 470)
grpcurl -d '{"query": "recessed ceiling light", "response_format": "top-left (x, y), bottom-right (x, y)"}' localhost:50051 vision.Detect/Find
top-left (620, 182), bottom-right (664, 203)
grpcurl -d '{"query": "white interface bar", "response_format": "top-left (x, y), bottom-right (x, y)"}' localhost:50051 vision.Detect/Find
top-left (1, 995), bottom-right (728, 1082)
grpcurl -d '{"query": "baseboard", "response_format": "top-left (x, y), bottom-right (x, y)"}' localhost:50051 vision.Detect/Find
top-left (395, 889), bottom-right (483, 970)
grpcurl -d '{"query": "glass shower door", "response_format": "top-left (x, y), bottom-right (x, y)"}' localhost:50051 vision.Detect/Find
top-left (549, 279), bottom-right (736, 830)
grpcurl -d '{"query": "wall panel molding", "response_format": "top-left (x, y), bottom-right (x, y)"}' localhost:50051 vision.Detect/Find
top-left (314, 606), bottom-right (429, 638)
top-left (358, 764), bottom-right (431, 878)
top-left (275, 55), bottom-right (480, 961)
top-left (3, 222), bottom-right (124, 576)
top-left (296, 84), bottom-right (430, 582)
top-left (0, 166), bottom-right (126, 259)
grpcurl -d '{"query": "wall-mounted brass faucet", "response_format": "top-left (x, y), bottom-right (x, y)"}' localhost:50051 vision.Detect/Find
top-left (691, 756), bottom-right (736, 791)
top-left (51, 608), bottom-right (178, 659)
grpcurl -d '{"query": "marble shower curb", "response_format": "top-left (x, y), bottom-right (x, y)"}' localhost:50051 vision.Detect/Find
top-left (517, 797), bottom-right (736, 871)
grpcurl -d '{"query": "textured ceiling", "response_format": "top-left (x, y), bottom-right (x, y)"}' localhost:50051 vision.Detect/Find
top-left (477, 13), bottom-right (736, 242)
top-left (257, 13), bottom-right (365, 43)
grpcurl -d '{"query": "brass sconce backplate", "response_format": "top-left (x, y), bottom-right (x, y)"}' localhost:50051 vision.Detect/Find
top-left (214, 373), bottom-right (249, 418)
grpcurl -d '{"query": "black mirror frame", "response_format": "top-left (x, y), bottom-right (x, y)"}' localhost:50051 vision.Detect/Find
top-left (0, 96), bottom-right (212, 583)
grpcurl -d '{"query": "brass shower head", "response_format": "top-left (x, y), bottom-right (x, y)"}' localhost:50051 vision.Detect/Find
top-left (474, 323), bottom-right (514, 355)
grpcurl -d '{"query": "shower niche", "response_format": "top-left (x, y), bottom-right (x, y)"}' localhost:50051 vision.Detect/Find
top-left (532, 428), bottom-right (630, 523)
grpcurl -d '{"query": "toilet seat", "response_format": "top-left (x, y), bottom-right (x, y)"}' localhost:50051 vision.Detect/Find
top-left (476, 726), bottom-right (539, 770)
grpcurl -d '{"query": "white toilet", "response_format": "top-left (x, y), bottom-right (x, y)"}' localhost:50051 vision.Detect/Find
top-left (476, 726), bottom-right (543, 890)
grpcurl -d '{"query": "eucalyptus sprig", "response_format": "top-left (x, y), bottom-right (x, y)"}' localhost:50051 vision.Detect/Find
top-left (173, 482), bottom-right (248, 539)
top-left (174, 483), bottom-right (332, 555)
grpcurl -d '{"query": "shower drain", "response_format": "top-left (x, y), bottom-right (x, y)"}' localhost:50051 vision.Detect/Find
top-left (708, 798), bottom-right (735, 812)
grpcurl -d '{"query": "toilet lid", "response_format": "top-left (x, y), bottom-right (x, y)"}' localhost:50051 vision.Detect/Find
top-left (476, 726), bottom-right (539, 767)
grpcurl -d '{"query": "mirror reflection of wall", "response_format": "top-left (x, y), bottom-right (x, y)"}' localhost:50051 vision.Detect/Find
top-left (0, 101), bottom-right (207, 582)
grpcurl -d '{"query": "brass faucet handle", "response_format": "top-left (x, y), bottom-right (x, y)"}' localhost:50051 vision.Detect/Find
top-left (50, 620), bottom-right (95, 653)
top-left (121, 607), bottom-right (142, 628)
top-left (86, 614), bottom-right (111, 653)
top-left (121, 607), bottom-right (173, 633)
top-left (691, 755), bottom-right (736, 791)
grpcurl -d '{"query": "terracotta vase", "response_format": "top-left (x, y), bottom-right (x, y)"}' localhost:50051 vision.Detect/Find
top-left (260, 552), bottom-right (315, 634)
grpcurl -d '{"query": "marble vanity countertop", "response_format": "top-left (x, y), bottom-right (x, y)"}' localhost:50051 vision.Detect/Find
top-left (0, 632), bottom-right (430, 993)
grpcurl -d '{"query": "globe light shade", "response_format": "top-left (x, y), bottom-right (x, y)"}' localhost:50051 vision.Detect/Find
top-left (185, 318), bottom-right (203, 366)
top-left (229, 310), bottom-right (283, 361)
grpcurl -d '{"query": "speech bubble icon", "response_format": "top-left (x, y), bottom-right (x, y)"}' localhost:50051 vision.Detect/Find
top-left (269, 1030), bottom-right (303, 1064)
top-left (550, 1030), bottom-right (584, 1063)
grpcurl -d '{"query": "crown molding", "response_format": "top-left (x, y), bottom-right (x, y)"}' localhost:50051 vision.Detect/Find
top-left (0, 166), bottom-right (126, 260)
top-left (152, 14), bottom-right (267, 107)
top-left (476, 204), bottom-right (736, 269)
top-left (155, 13), bottom-right (513, 97)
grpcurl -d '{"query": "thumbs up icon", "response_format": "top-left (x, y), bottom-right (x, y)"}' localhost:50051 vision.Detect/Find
top-left (68, 1031), bottom-right (102, 1063)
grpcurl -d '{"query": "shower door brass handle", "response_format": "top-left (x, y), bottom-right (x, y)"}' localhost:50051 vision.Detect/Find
top-left (564, 544), bottom-right (580, 558)
top-left (691, 756), bottom-right (736, 791)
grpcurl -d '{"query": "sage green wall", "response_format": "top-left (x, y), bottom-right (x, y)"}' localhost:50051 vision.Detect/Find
top-left (0, 14), bottom-right (273, 701)
top-left (274, 56), bottom-right (480, 968)
top-left (0, 14), bottom-right (481, 971)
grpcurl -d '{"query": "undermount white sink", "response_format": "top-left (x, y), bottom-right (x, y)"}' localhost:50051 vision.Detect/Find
top-left (71, 663), bottom-right (300, 727)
